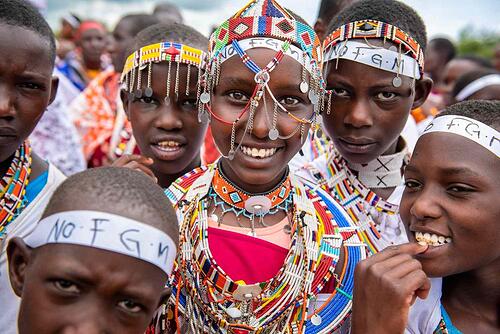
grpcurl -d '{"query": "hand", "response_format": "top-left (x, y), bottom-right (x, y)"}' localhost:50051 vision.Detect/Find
top-left (112, 154), bottom-right (157, 183)
top-left (351, 243), bottom-right (430, 334)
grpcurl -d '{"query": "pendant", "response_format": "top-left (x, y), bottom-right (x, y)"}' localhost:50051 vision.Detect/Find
top-left (308, 90), bottom-right (319, 104)
top-left (392, 76), bottom-right (402, 87)
top-left (134, 89), bottom-right (142, 99)
top-left (268, 128), bottom-right (279, 140)
top-left (311, 314), bottom-right (322, 326)
top-left (144, 87), bottom-right (153, 98)
top-left (226, 306), bottom-right (242, 319)
top-left (300, 81), bottom-right (309, 93)
top-left (283, 224), bottom-right (292, 234)
top-left (164, 96), bottom-right (171, 106)
top-left (200, 92), bottom-right (211, 104)
top-left (244, 196), bottom-right (272, 216)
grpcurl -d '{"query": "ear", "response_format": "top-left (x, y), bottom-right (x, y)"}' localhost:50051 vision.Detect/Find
top-left (120, 89), bottom-right (131, 120)
top-left (314, 18), bottom-right (326, 42)
top-left (411, 76), bottom-right (433, 110)
top-left (48, 75), bottom-right (60, 106)
top-left (6, 237), bottom-right (33, 297)
top-left (158, 287), bottom-right (172, 308)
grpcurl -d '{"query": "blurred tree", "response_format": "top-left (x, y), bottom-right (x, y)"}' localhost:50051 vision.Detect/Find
top-left (456, 25), bottom-right (500, 58)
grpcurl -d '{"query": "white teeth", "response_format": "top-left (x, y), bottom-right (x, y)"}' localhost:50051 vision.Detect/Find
top-left (156, 141), bottom-right (181, 151)
top-left (240, 146), bottom-right (277, 158)
top-left (415, 231), bottom-right (452, 246)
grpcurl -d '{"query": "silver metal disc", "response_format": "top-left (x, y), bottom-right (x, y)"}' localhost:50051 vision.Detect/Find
top-left (144, 87), bottom-right (153, 98)
top-left (268, 128), bottom-right (279, 140)
top-left (198, 110), bottom-right (209, 123)
top-left (392, 76), bottom-right (402, 87)
top-left (308, 90), bottom-right (319, 104)
top-left (311, 314), bottom-right (322, 326)
top-left (164, 97), bottom-right (171, 106)
top-left (300, 81), bottom-right (309, 94)
top-left (200, 92), bottom-right (211, 104)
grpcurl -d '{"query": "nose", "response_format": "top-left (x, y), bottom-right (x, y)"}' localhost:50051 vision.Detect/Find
top-left (344, 99), bottom-right (373, 128)
top-left (409, 184), bottom-right (442, 221)
top-left (107, 38), bottom-right (117, 54)
top-left (0, 85), bottom-right (15, 118)
top-left (154, 103), bottom-right (183, 130)
top-left (249, 97), bottom-right (271, 139)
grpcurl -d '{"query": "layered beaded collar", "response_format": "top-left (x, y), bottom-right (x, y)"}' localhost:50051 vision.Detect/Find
top-left (0, 141), bottom-right (32, 241)
top-left (161, 164), bottom-right (366, 333)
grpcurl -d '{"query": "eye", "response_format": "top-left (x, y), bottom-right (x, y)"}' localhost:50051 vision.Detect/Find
top-left (331, 87), bottom-right (349, 97)
top-left (376, 91), bottom-right (398, 101)
top-left (18, 82), bottom-right (43, 90)
top-left (447, 184), bottom-right (475, 194)
top-left (53, 279), bottom-right (80, 294)
top-left (404, 179), bottom-right (422, 190)
top-left (117, 299), bottom-right (144, 314)
top-left (227, 91), bottom-right (249, 103)
top-left (280, 96), bottom-right (301, 107)
top-left (181, 98), bottom-right (197, 109)
top-left (134, 96), bottom-right (156, 105)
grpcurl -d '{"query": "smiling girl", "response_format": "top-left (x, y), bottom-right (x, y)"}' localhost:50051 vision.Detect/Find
top-left (351, 100), bottom-right (500, 333)
top-left (157, 1), bottom-right (365, 333)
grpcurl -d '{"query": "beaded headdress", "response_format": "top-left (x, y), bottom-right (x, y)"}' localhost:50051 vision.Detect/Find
top-left (199, 0), bottom-right (325, 159)
top-left (120, 42), bottom-right (208, 104)
top-left (322, 19), bottom-right (425, 114)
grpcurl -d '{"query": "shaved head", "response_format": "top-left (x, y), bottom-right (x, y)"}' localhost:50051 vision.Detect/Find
top-left (43, 167), bottom-right (178, 245)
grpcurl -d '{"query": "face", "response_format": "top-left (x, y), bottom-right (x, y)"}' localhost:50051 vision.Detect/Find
top-left (0, 24), bottom-right (58, 163)
top-left (9, 242), bottom-right (167, 334)
top-left (79, 28), bottom-right (106, 65)
top-left (109, 19), bottom-right (136, 72)
top-left (467, 85), bottom-right (500, 101)
top-left (209, 48), bottom-right (314, 193)
top-left (123, 62), bottom-right (207, 180)
top-left (323, 41), bottom-right (431, 164)
top-left (440, 59), bottom-right (482, 106)
top-left (400, 133), bottom-right (500, 277)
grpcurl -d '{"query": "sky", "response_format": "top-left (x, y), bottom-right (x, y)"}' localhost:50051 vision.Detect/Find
top-left (40, 0), bottom-right (500, 41)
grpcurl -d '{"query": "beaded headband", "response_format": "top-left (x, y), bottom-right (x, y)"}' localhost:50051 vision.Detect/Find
top-left (24, 210), bottom-right (177, 275)
top-left (422, 115), bottom-right (499, 157)
top-left (199, 0), bottom-right (324, 160)
top-left (120, 42), bottom-right (208, 103)
top-left (323, 19), bottom-right (424, 75)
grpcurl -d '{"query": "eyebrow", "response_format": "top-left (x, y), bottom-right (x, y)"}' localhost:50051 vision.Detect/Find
top-left (405, 164), bottom-right (483, 179)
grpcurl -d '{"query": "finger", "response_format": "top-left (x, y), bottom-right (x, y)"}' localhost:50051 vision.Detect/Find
top-left (131, 164), bottom-right (158, 182)
top-left (113, 154), bottom-right (154, 166)
top-left (400, 270), bottom-right (431, 304)
top-left (384, 257), bottom-right (423, 279)
top-left (362, 242), bottom-right (428, 265)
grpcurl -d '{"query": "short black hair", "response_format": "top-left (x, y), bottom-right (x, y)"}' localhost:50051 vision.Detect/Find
top-left (452, 68), bottom-right (499, 98)
top-left (134, 22), bottom-right (208, 52)
top-left (317, 0), bottom-right (357, 21)
top-left (117, 13), bottom-right (160, 37)
top-left (437, 100), bottom-right (500, 130)
top-left (327, 0), bottom-right (427, 51)
top-left (0, 0), bottom-right (56, 66)
top-left (43, 167), bottom-right (179, 245)
top-left (428, 37), bottom-right (456, 63)
top-left (454, 55), bottom-right (493, 69)
top-left (153, 2), bottom-right (183, 23)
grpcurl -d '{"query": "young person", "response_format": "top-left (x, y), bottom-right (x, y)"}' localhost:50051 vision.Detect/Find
top-left (7, 167), bottom-right (179, 334)
top-left (114, 22), bottom-right (210, 189)
top-left (297, 0), bottom-right (432, 254)
top-left (156, 1), bottom-right (365, 332)
top-left (0, 1), bottom-right (66, 332)
top-left (351, 100), bottom-right (500, 333)
top-left (57, 20), bottom-right (109, 91)
top-left (452, 69), bottom-right (500, 102)
top-left (69, 14), bottom-right (160, 166)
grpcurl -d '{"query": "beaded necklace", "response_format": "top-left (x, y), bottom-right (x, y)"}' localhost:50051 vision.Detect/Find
top-left (0, 141), bottom-right (32, 241)
top-left (303, 143), bottom-right (400, 255)
top-left (160, 165), bottom-right (366, 333)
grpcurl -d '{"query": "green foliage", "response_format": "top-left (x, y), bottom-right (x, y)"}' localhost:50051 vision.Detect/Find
top-left (457, 25), bottom-right (500, 58)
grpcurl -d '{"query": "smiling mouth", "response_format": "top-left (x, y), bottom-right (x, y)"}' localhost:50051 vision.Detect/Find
top-left (414, 231), bottom-right (452, 247)
top-left (153, 140), bottom-right (183, 152)
top-left (240, 145), bottom-right (278, 159)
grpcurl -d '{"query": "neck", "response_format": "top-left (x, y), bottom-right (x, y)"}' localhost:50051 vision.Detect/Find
top-left (0, 152), bottom-right (15, 178)
top-left (156, 156), bottom-right (202, 189)
top-left (219, 159), bottom-right (288, 194)
top-left (84, 58), bottom-right (101, 70)
top-left (443, 258), bottom-right (500, 322)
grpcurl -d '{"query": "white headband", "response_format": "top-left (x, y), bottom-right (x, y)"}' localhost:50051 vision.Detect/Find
top-left (455, 74), bottom-right (500, 101)
top-left (218, 37), bottom-right (317, 76)
top-left (24, 211), bottom-right (177, 275)
top-left (323, 40), bottom-right (421, 80)
top-left (422, 115), bottom-right (499, 157)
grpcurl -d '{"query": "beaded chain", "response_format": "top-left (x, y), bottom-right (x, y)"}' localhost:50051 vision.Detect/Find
top-left (0, 141), bottom-right (32, 241)
top-left (159, 165), bottom-right (366, 333)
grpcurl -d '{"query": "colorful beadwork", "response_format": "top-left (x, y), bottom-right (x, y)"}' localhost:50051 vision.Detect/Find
top-left (323, 19), bottom-right (425, 76)
top-left (0, 141), bottom-right (32, 240)
top-left (158, 164), bottom-right (366, 333)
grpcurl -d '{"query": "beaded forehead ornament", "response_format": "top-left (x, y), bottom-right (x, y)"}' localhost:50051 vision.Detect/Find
top-left (322, 19), bottom-right (425, 114)
top-left (199, 0), bottom-right (325, 160)
top-left (120, 42), bottom-right (207, 104)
